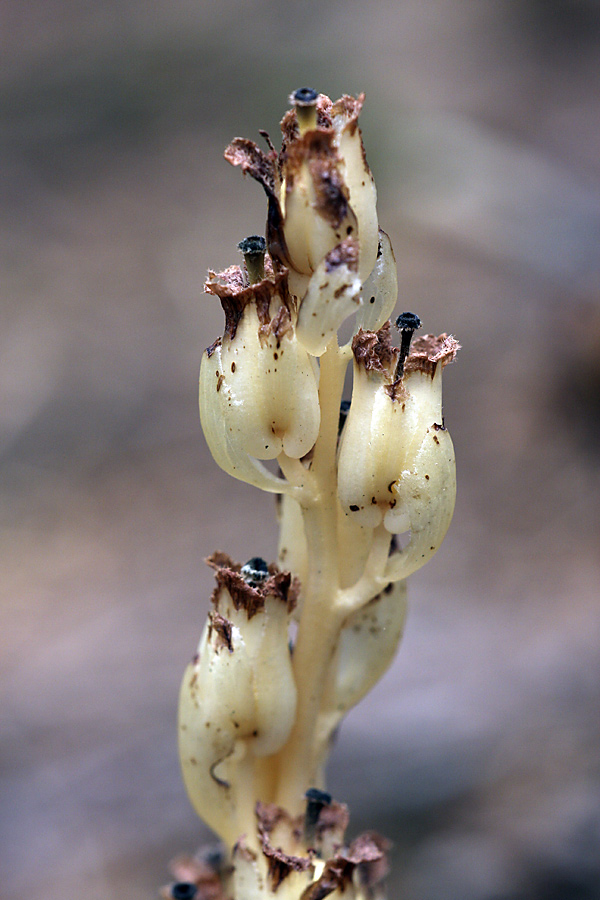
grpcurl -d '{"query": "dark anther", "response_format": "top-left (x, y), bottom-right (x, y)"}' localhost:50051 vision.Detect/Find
top-left (394, 311), bottom-right (422, 380)
top-left (292, 87), bottom-right (319, 106)
top-left (238, 235), bottom-right (266, 284)
top-left (338, 399), bottom-right (351, 435)
top-left (241, 557), bottom-right (270, 586)
top-left (304, 787), bottom-right (332, 844)
top-left (171, 883), bottom-right (198, 900)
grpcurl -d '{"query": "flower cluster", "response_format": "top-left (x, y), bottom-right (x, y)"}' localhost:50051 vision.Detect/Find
top-left (174, 90), bottom-right (459, 900)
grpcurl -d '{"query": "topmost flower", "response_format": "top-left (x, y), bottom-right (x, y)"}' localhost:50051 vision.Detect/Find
top-left (225, 89), bottom-right (379, 300)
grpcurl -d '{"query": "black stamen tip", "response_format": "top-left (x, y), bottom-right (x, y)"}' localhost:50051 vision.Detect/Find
top-left (395, 311), bottom-right (421, 333)
top-left (304, 787), bottom-right (332, 834)
top-left (241, 557), bottom-right (270, 586)
top-left (291, 87), bottom-right (319, 106)
top-left (394, 311), bottom-right (422, 380)
top-left (306, 787), bottom-right (332, 805)
top-left (171, 884), bottom-right (197, 900)
top-left (238, 235), bottom-right (266, 256)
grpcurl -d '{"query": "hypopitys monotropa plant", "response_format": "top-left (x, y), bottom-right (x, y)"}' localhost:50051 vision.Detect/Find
top-left (171, 89), bottom-right (459, 900)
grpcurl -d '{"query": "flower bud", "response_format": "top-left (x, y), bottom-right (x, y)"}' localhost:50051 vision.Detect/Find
top-left (337, 325), bottom-right (458, 544)
top-left (200, 264), bottom-right (320, 478)
top-left (280, 93), bottom-right (378, 288)
top-left (224, 93), bottom-right (379, 308)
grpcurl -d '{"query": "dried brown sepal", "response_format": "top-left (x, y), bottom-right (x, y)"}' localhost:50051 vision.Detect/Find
top-left (206, 550), bottom-right (238, 572)
top-left (207, 611), bottom-right (233, 653)
top-left (263, 843), bottom-right (313, 891)
top-left (257, 802), bottom-right (313, 890)
top-left (204, 266), bottom-right (293, 341)
top-left (256, 800), bottom-right (297, 836)
top-left (330, 93), bottom-right (365, 127)
top-left (345, 833), bottom-right (387, 867)
top-left (352, 323), bottom-right (400, 376)
top-left (284, 130), bottom-right (353, 230)
top-left (300, 833), bottom-right (386, 900)
top-left (313, 800), bottom-right (350, 848)
top-left (404, 333), bottom-right (460, 377)
top-left (224, 137), bottom-right (277, 196)
top-left (206, 553), bottom-right (299, 618)
top-left (299, 864), bottom-right (347, 900)
top-left (299, 855), bottom-right (356, 900)
top-left (349, 833), bottom-right (390, 894)
top-left (224, 138), bottom-right (291, 271)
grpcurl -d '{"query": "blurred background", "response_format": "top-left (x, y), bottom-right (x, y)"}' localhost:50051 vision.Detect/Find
top-left (2, 1), bottom-right (600, 898)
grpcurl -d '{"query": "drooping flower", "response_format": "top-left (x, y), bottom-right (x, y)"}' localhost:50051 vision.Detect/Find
top-left (199, 253), bottom-right (320, 488)
top-left (337, 323), bottom-right (459, 547)
top-left (224, 90), bottom-right (379, 304)
top-left (178, 554), bottom-right (299, 848)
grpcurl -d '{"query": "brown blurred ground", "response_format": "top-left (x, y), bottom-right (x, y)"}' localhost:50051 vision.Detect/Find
top-left (2, 2), bottom-right (600, 899)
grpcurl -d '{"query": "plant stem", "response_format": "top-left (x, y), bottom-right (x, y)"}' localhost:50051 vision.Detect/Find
top-left (274, 340), bottom-right (348, 813)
